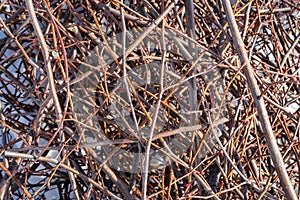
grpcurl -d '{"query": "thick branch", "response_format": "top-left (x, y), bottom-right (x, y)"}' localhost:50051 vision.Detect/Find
top-left (222, 1), bottom-right (297, 199)
top-left (25, 0), bottom-right (63, 122)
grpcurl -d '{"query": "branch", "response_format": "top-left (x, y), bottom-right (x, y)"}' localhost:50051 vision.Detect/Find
top-left (221, 1), bottom-right (297, 199)
top-left (25, 0), bottom-right (63, 122)
top-left (4, 151), bottom-right (123, 200)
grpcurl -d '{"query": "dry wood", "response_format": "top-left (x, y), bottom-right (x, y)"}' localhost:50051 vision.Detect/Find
top-left (0, 0), bottom-right (299, 199)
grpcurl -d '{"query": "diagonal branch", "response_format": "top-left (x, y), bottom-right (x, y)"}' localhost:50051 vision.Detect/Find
top-left (221, 0), bottom-right (297, 199)
top-left (25, 0), bottom-right (63, 122)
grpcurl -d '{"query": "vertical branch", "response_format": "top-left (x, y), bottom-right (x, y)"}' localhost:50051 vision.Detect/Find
top-left (120, 3), bottom-right (140, 197)
top-left (184, 0), bottom-right (196, 39)
top-left (184, 0), bottom-right (201, 168)
top-left (141, 4), bottom-right (168, 198)
top-left (221, 0), bottom-right (297, 199)
top-left (0, 100), bottom-right (11, 200)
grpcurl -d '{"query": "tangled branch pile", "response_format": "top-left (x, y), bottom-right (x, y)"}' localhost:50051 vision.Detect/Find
top-left (0, 0), bottom-right (299, 199)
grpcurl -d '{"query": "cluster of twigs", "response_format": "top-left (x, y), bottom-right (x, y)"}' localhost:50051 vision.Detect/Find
top-left (0, 0), bottom-right (299, 199)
